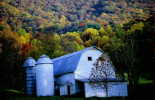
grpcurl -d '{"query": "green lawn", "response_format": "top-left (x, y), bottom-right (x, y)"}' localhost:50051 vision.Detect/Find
top-left (0, 90), bottom-right (127, 100)
top-left (138, 78), bottom-right (153, 84)
top-left (4, 96), bottom-right (127, 100)
top-left (1, 89), bottom-right (127, 100)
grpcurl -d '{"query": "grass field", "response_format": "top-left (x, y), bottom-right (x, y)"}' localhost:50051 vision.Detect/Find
top-left (0, 91), bottom-right (127, 100)
top-left (2, 96), bottom-right (128, 100)
top-left (0, 83), bottom-right (153, 100)
top-left (0, 90), bottom-right (127, 100)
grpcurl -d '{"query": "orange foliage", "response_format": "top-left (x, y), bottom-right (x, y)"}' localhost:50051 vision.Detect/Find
top-left (20, 43), bottom-right (32, 56)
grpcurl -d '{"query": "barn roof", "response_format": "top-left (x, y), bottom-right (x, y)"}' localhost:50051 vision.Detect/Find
top-left (77, 78), bottom-right (124, 82)
top-left (51, 46), bottom-right (103, 76)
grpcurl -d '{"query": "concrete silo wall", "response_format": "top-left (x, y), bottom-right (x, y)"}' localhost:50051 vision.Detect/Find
top-left (23, 57), bottom-right (36, 95)
top-left (36, 55), bottom-right (54, 96)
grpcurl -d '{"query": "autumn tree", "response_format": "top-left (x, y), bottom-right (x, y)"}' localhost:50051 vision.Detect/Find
top-left (0, 22), bottom-right (24, 90)
top-left (61, 32), bottom-right (84, 53)
top-left (82, 28), bottom-right (99, 41)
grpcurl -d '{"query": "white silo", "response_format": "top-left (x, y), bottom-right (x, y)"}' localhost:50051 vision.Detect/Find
top-left (36, 55), bottom-right (54, 96)
top-left (23, 57), bottom-right (36, 95)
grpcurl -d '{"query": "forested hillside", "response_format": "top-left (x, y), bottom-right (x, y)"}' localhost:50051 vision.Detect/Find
top-left (0, 0), bottom-right (154, 98)
top-left (1, 0), bottom-right (153, 33)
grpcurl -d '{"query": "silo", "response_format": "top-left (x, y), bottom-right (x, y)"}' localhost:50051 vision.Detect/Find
top-left (36, 55), bottom-right (54, 96)
top-left (23, 57), bottom-right (36, 95)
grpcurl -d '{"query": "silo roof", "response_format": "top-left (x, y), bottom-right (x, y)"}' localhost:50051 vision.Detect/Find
top-left (36, 55), bottom-right (53, 64)
top-left (23, 57), bottom-right (36, 67)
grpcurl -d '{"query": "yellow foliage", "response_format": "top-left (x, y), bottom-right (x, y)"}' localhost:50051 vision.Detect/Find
top-left (99, 27), bottom-right (108, 36)
top-left (100, 36), bottom-right (110, 44)
top-left (18, 33), bottom-right (31, 45)
top-left (0, 22), bottom-right (21, 48)
top-left (59, 15), bottom-right (70, 26)
top-left (31, 39), bottom-right (43, 51)
top-left (84, 28), bottom-right (99, 36)
top-left (84, 40), bottom-right (92, 47)
top-left (106, 25), bottom-right (113, 34)
top-left (52, 34), bottom-right (61, 41)
top-left (63, 32), bottom-right (83, 44)
top-left (0, 2), bottom-right (20, 16)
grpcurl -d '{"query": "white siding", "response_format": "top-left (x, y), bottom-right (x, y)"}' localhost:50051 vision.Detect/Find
top-left (84, 82), bottom-right (128, 98)
top-left (56, 73), bottom-right (76, 95)
top-left (96, 87), bottom-right (106, 97)
top-left (59, 84), bottom-right (76, 96)
top-left (75, 49), bottom-right (103, 80)
top-left (56, 73), bottom-right (75, 85)
top-left (84, 83), bottom-right (96, 97)
top-left (70, 84), bottom-right (76, 95)
top-left (84, 82), bottom-right (106, 98)
top-left (107, 82), bottom-right (128, 97)
top-left (60, 85), bottom-right (68, 96)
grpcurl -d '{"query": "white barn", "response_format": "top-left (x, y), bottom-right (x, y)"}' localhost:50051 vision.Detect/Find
top-left (23, 46), bottom-right (128, 97)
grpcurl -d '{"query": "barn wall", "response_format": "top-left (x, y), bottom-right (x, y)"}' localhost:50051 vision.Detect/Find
top-left (84, 82), bottom-right (106, 98)
top-left (84, 82), bottom-right (96, 97)
top-left (107, 82), bottom-right (128, 97)
top-left (84, 82), bottom-right (128, 98)
top-left (56, 73), bottom-right (76, 95)
top-left (60, 85), bottom-right (68, 95)
top-left (75, 49), bottom-right (103, 80)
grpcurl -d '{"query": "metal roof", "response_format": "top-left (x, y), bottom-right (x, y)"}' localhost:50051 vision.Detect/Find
top-left (36, 55), bottom-right (53, 65)
top-left (23, 57), bottom-right (36, 67)
top-left (52, 46), bottom-right (102, 76)
top-left (77, 78), bottom-right (125, 82)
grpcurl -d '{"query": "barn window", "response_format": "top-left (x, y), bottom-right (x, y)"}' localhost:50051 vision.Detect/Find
top-left (88, 57), bottom-right (92, 61)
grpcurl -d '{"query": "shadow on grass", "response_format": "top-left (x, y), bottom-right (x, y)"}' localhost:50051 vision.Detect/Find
top-left (0, 83), bottom-right (153, 100)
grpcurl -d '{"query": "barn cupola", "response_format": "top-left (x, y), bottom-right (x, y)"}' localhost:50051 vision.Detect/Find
top-left (36, 55), bottom-right (54, 96)
top-left (23, 57), bottom-right (36, 95)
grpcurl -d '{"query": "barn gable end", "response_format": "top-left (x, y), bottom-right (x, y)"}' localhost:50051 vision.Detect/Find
top-left (74, 48), bottom-right (104, 80)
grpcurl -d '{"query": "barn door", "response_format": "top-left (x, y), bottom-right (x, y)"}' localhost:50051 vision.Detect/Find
top-left (67, 85), bottom-right (70, 95)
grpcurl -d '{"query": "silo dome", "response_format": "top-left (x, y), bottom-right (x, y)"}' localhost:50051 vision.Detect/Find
top-left (36, 55), bottom-right (53, 65)
top-left (23, 57), bottom-right (36, 67)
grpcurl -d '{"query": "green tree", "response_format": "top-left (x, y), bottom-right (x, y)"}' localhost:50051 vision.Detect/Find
top-left (17, 28), bottom-right (27, 35)
top-left (99, 27), bottom-right (108, 36)
top-left (114, 24), bottom-right (125, 38)
top-left (127, 22), bottom-right (144, 34)
top-left (106, 25), bottom-right (114, 36)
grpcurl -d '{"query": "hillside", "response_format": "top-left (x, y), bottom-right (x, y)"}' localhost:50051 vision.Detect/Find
top-left (1, 0), bottom-right (153, 33)
top-left (0, 0), bottom-right (154, 57)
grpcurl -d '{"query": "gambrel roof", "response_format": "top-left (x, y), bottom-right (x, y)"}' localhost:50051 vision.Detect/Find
top-left (51, 46), bottom-right (103, 76)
